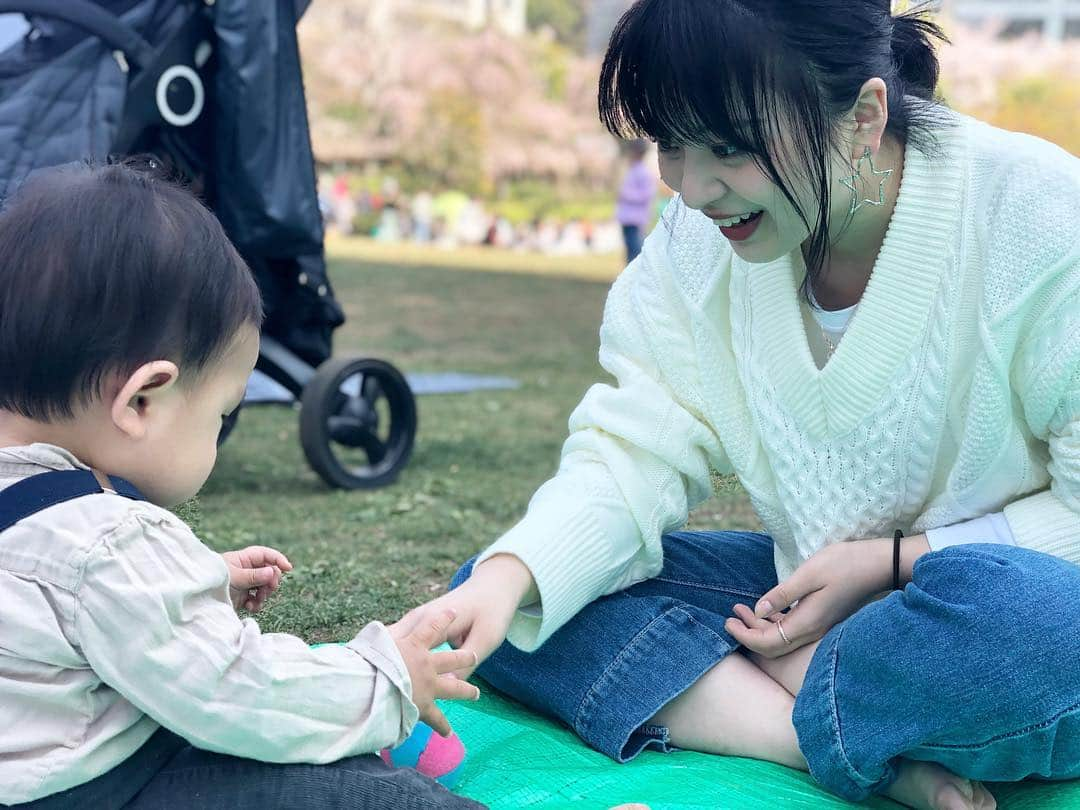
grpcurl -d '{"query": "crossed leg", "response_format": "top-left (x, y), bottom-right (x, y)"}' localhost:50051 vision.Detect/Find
top-left (651, 642), bottom-right (997, 810)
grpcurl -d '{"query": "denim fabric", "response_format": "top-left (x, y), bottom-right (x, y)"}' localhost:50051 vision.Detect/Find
top-left (622, 224), bottom-right (643, 263)
top-left (6, 728), bottom-right (484, 810)
top-left (794, 543), bottom-right (1080, 801)
top-left (453, 533), bottom-right (1080, 801)
top-left (451, 531), bottom-right (779, 762)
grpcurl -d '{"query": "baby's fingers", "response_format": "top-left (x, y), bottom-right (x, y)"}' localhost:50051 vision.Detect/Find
top-left (435, 674), bottom-right (481, 703)
top-left (246, 583), bottom-right (277, 612)
top-left (434, 648), bottom-right (478, 675)
top-left (410, 609), bottom-right (456, 649)
top-left (421, 704), bottom-right (453, 738)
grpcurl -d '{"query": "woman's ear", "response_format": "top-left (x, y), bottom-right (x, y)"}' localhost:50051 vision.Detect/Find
top-left (110, 361), bottom-right (180, 439)
top-left (847, 77), bottom-right (890, 161)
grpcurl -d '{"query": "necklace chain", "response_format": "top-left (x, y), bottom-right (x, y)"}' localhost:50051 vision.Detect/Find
top-left (822, 330), bottom-right (838, 360)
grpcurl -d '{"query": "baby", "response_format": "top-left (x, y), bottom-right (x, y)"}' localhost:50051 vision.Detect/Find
top-left (0, 160), bottom-right (483, 809)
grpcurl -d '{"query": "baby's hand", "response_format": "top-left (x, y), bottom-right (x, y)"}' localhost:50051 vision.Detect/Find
top-left (221, 546), bottom-right (293, 612)
top-left (389, 609), bottom-right (481, 737)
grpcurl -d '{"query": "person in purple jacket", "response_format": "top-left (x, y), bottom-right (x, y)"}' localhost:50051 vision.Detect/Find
top-left (615, 138), bottom-right (657, 263)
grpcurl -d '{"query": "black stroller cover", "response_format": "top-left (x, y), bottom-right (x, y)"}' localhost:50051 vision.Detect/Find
top-left (0, 0), bottom-right (343, 368)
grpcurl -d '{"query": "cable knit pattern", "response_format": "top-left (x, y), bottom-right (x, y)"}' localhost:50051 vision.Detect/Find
top-left (478, 112), bottom-right (1080, 651)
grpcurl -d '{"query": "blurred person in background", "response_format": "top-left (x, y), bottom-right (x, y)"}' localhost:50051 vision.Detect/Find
top-left (615, 138), bottom-right (657, 263)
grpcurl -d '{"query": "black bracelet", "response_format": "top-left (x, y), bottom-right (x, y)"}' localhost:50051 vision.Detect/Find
top-left (893, 529), bottom-right (904, 591)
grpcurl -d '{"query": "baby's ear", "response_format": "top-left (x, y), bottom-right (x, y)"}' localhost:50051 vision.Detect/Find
top-left (110, 360), bottom-right (180, 439)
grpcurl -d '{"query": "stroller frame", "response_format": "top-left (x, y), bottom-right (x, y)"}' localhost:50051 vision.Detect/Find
top-left (0, 0), bottom-right (417, 489)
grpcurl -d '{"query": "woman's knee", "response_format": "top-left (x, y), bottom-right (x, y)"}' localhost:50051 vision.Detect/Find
top-left (800, 545), bottom-right (1080, 756)
top-left (912, 543), bottom-right (1080, 620)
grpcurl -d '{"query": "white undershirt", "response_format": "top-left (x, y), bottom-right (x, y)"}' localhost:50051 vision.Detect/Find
top-left (806, 289), bottom-right (1016, 551)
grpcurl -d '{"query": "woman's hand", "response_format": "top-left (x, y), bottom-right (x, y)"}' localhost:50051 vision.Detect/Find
top-left (390, 553), bottom-right (537, 678)
top-left (221, 545), bottom-right (293, 612)
top-left (725, 537), bottom-right (928, 658)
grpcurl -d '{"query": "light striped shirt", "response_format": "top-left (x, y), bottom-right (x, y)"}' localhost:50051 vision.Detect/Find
top-left (0, 444), bottom-right (417, 805)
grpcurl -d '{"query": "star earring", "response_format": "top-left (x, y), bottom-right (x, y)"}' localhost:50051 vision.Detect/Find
top-left (840, 146), bottom-right (893, 217)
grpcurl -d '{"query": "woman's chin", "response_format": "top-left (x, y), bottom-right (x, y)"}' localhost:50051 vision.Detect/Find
top-left (730, 241), bottom-right (785, 265)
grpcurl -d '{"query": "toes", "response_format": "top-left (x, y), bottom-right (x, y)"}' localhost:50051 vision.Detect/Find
top-left (972, 782), bottom-right (997, 810)
top-left (934, 783), bottom-right (975, 810)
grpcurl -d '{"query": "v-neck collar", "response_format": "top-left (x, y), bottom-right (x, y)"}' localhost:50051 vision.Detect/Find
top-left (733, 117), bottom-right (967, 439)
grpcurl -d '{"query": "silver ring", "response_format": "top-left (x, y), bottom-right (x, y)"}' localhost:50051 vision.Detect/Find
top-left (776, 618), bottom-right (793, 646)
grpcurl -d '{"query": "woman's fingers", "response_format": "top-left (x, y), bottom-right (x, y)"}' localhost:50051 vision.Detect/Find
top-left (755, 578), bottom-right (809, 618)
top-left (452, 618), bottom-right (507, 678)
top-left (732, 603), bottom-right (771, 628)
top-left (726, 603), bottom-right (783, 655)
top-left (727, 602), bottom-right (817, 657)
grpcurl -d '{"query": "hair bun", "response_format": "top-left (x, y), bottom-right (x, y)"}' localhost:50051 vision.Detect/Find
top-left (890, 10), bottom-right (948, 98)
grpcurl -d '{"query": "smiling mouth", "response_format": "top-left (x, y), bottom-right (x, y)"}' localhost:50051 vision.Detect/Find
top-left (704, 209), bottom-right (764, 227)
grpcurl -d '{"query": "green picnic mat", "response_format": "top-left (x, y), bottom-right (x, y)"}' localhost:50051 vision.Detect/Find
top-left (442, 684), bottom-right (1080, 809)
top-left (312, 642), bottom-right (1079, 808)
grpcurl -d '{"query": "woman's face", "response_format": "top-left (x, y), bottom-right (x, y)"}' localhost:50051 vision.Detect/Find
top-left (657, 137), bottom-right (833, 264)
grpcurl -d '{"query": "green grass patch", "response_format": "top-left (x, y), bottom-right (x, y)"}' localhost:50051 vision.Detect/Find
top-left (198, 251), bottom-right (759, 641)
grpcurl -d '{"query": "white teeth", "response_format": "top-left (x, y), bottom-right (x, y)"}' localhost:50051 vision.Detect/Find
top-left (716, 211), bottom-right (761, 227)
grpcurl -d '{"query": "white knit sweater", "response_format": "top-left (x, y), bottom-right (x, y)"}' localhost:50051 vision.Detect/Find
top-left (479, 113), bottom-right (1080, 651)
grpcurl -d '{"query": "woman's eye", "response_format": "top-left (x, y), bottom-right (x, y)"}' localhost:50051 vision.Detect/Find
top-left (711, 143), bottom-right (742, 159)
top-left (656, 141), bottom-right (682, 156)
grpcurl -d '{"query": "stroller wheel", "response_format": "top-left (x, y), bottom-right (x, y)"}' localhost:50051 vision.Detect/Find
top-left (299, 357), bottom-right (417, 489)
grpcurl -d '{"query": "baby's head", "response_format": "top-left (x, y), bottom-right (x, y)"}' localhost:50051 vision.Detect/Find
top-left (0, 159), bottom-right (263, 506)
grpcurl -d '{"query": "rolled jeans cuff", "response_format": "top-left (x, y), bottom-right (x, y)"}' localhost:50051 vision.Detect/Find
top-left (792, 622), bottom-right (898, 802)
top-left (574, 605), bottom-right (735, 762)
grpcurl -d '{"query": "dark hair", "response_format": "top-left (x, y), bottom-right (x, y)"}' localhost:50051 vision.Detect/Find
top-left (598, 0), bottom-right (949, 296)
top-left (0, 158), bottom-right (264, 421)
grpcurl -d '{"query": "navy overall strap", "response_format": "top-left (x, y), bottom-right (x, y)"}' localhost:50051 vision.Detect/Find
top-left (0, 470), bottom-right (146, 533)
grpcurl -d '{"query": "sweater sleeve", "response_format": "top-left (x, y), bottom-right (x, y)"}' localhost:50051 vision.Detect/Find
top-left (476, 227), bottom-right (729, 651)
top-left (1003, 284), bottom-right (1080, 566)
top-left (75, 509), bottom-right (418, 762)
top-left (925, 512), bottom-right (1015, 550)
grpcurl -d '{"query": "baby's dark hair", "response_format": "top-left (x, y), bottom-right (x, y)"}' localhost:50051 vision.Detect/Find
top-left (0, 158), bottom-right (263, 421)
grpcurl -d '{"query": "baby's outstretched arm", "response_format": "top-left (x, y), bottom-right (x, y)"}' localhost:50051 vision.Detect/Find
top-left (76, 516), bottom-right (445, 760)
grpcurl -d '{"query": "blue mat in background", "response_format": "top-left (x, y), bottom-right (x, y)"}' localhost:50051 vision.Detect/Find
top-left (243, 369), bottom-right (520, 403)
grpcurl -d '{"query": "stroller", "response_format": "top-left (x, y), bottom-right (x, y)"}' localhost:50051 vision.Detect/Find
top-left (0, 0), bottom-right (417, 489)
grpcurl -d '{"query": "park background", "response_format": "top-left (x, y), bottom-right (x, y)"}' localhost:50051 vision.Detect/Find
top-left (193, 0), bottom-right (1080, 642)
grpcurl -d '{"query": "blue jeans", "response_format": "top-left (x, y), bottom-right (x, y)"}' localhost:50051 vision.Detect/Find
top-left (7, 728), bottom-right (484, 809)
top-left (622, 224), bottom-right (643, 263)
top-left (452, 531), bottom-right (1080, 802)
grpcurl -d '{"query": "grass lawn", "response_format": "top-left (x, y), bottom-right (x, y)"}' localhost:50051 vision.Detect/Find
top-left (197, 238), bottom-right (760, 641)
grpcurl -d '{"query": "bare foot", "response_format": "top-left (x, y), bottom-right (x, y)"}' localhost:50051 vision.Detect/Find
top-left (885, 759), bottom-right (996, 810)
top-left (607, 805), bottom-right (651, 810)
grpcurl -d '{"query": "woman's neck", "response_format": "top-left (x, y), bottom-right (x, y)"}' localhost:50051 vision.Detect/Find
top-left (810, 137), bottom-right (906, 311)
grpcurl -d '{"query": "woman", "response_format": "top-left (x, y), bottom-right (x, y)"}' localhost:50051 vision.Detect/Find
top-left (396, 2), bottom-right (1080, 808)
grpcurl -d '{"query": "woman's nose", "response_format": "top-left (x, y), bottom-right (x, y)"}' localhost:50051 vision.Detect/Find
top-left (678, 153), bottom-right (728, 211)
